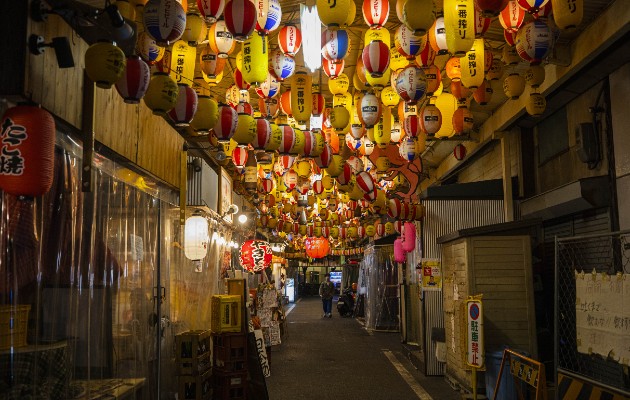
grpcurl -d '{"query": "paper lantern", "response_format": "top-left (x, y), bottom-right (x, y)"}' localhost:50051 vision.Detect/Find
top-left (136, 31), bottom-right (165, 65)
top-left (365, 67), bottom-right (391, 90)
top-left (255, 0), bottom-right (282, 34)
top-left (280, 90), bottom-right (292, 115)
top-left (503, 73), bottom-right (525, 99)
top-left (184, 215), bottom-right (209, 261)
top-left (329, 74), bottom-right (350, 96)
top-left (502, 45), bottom-right (520, 66)
top-left (270, 49), bottom-right (296, 81)
top-left (459, 39), bottom-right (484, 90)
top-left (473, 80), bottom-right (493, 105)
top-left (304, 237), bottom-right (330, 258)
top-left (445, 57), bottom-right (461, 81)
top-left (322, 29), bottom-right (351, 63)
top-left (316, 0), bottom-right (353, 28)
top-left (214, 104), bottom-right (239, 141)
top-left (233, 112), bottom-right (256, 145)
top-left (364, 27), bottom-right (390, 48)
top-left (254, 71), bottom-right (279, 99)
top-left (417, 104), bottom-right (440, 135)
top-left (552, 0), bottom-right (583, 30)
top-left (291, 128), bottom-right (306, 155)
top-left (251, 117), bottom-right (272, 150)
top-left (84, 41), bottom-right (126, 89)
top-left (401, 222), bottom-right (416, 252)
top-left (0, 105), bottom-right (55, 196)
top-left (283, 169), bottom-right (298, 190)
top-left (362, 0), bottom-right (389, 28)
top-left (362, 40), bottom-right (390, 78)
top-left (224, 0), bottom-right (257, 41)
top-left (474, 0), bottom-right (508, 17)
top-left (259, 98), bottom-right (280, 118)
top-left (323, 58), bottom-right (345, 79)
top-left (526, 92), bottom-right (546, 116)
top-left (240, 240), bottom-right (273, 272)
top-left (116, 55), bottom-right (150, 103)
top-left (388, 121), bottom-right (402, 143)
top-left (504, 29), bottom-right (517, 47)
top-left (415, 39), bottom-right (436, 68)
top-left (182, 12), bottom-right (206, 45)
top-left (486, 58), bottom-right (504, 80)
top-left (444, 0), bottom-right (475, 56)
top-left (515, 20), bottom-right (553, 65)
top-left (395, 25), bottom-right (424, 60)
top-left (315, 143), bottom-right (333, 168)
top-left (403, 114), bottom-right (420, 138)
top-left (390, 45), bottom-right (410, 71)
top-left (235, 101), bottom-right (253, 116)
top-left (395, 65), bottom-right (427, 104)
top-left (278, 124), bottom-right (295, 154)
top-left (278, 25), bottom-right (302, 55)
top-left (434, 92), bottom-right (457, 138)
top-left (524, 65), bottom-right (545, 88)
top-left (191, 95), bottom-right (219, 133)
top-left (197, 0), bottom-right (224, 23)
top-left (290, 72), bottom-right (312, 124)
top-left (474, 8), bottom-right (492, 37)
top-left (242, 32), bottom-right (269, 84)
top-left (399, 137), bottom-right (418, 162)
top-left (403, 0), bottom-right (436, 36)
top-left (453, 143), bottom-right (466, 160)
top-left (428, 16), bottom-right (448, 55)
top-left (423, 64), bottom-right (442, 96)
top-left (311, 93), bottom-right (325, 117)
top-left (484, 46), bottom-right (494, 74)
top-left (516, 0), bottom-right (549, 14)
top-left (199, 46), bottom-right (225, 79)
top-left (144, 72), bottom-right (178, 115)
top-left (232, 146), bottom-right (248, 167)
top-left (499, 1), bottom-right (525, 32)
top-left (452, 106), bottom-right (473, 135)
top-left (380, 87), bottom-right (399, 108)
top-left (209, 20), bottom-right (236, 58)
top-left (359, 94), bottom-right (381, 128)
top-left (143, 0), bottom-right (186, 46)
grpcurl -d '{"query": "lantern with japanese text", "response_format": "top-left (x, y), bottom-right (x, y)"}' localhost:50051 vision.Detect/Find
top-left (233, 112), bottom-right (256, 145)
top-left (452, 106), bottom-right (473, 135)
top-left (499, 1), bottom-right (525, 32)
top-left (362, 0), bottom-right (389, 28)
top-left (399, 137), bottom-right (418, 162)
top-left (403, 0), bottom-right (436, 36)
top-left (322, 29), bottom-right (351, 63)
top-left (503, 73), bottom-right (525, 99)
top-left (434, 92), bottom-right (457, 138)
top-left (143, 0), bottom-right (186, 46)
top-left (474, 8), bottom-right (492, 36)
top-left (136, 31), bottom-right (165, 65)
top-left (359, 93), bottom-right (381, 128)
top-left (200, 45), bottom-right (226, 78)
top-left (362, 40), bottom-right (390, 78)
top-left (323, 58), bottom-right (344, 79)
top-left (209, 20), bottom-right (236, 58)
top-left (395, 65), bottom-right (427, 104)
top-left (486, 58), bottom-right (504, 80)
top-left (85, 41), bottom-right (126, 89)
top-left (278, 25), bottom-right (302, 55)
top-left (197, 0), bottom-right (225, 23)
top-left (390, 45), bottom-right (410, 71)
top-left (329, 74), bottom-right (350, 95)
top-left (0, 104), bottom-right (55, 196)
top-left (259, 98), bottom-right (280, 118)
top-left (526, 92), bottom-right (546, 116)
top-left (224, 0), bottom-right (257, 41)
top-left (291, 72), bottom-right (312, 124)
top-left (473, 80), bottom-right (493, 105)
top-left (429, 16), bottom-right (448, 55)
top-left (460, 38), bottom-right (484, 89)
top-left (415, 38), bottom-right (436, 67)
top-left (316, 0), bottom-right (353, 29)
top-left (381, 87), bottom-right (400, 108)
top-left (515, 20), bottom-right (553, 65)
top-left (182, 12), bottom-right (207, 46)
top-left (423, 64), bottom-right (442, 96)
top-left (270, 49), bottom-right (296, 81)
top-left (232, 146), bottom-right (248, 167)
top-left (390, 121), bottom-right (403, 143)
top-left (403, 114), bottom-right (420, 138)
top-left (116, 55), bottom-right (150, 103)
top-left (255, 0), bottom-right (282, 34)
top-left (240, 240), bottom-right (273, 272)
top-left (524, 65), bottom-right (545, 88)
top-left (444, 0), bottom-right (475, 56)
top-left (242, 32), bottom-right (269, 84)
top-left (395, 25), bottom-right (424, 60)
top-left (474, 0), bottom-right (508, 17)
top-left (304, 237), bottom-right (330, 258)
top-left (255, 71), bottom-right (280, 99)
top-left (144, 72), bottom-right (178, 115)
top-left (191, 95), bottom-right (219, 133)
top-left (552, 0), bottom-right (583, 30)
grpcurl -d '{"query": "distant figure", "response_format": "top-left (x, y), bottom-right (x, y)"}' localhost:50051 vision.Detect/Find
top-left (319, 273), bottom-right (335, 318)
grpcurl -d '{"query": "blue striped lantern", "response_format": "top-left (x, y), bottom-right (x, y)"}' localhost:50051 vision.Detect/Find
top-left (516, 0), bottom-right (550, 14)
top-left (255, 71), bottom-right (280, 99)
top-left (395, 65), bottom-right (427, 104)
top-left (270, 49), bottom-right (295, 81)
top-left (399, 137), bottom-right (418, 162)
top-left (395, 25), bottom-right (424, 60)
top-left (143, 0), bottom-right (187, 47)
top-left (515, 20), bottom-right (553, 65)
top-left (321, 29), bottom-right (351, 63)
top-left (255, 0), bottom-right (282, 34)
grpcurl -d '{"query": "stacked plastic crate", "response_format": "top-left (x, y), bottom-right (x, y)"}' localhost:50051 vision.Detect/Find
top-left (176, 330), bottom-right (213, 400)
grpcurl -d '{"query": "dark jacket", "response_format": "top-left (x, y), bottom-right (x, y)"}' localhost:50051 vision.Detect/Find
top-left (319, 281), bottom-right (335, 299)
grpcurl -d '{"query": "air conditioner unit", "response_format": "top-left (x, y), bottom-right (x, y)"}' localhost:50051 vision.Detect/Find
top-left (187, 157), bottom-right (218, 208)
top-left (575, 122), bottom-right (599, 164)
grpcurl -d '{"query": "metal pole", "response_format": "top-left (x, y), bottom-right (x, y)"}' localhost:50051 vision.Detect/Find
top-left (156, 202), bottom-right (162, 398)
top-left (553, 236), bottom-right (559, 400)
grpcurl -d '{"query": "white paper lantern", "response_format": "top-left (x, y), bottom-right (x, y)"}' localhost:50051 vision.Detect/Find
top-left (185, 215), bottom-right (209, 261)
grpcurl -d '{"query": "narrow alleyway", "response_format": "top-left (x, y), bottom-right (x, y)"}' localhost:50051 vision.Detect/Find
top-left (265, 297), bottom-right (461, 400)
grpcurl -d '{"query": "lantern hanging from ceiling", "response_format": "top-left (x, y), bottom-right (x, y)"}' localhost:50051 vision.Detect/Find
top-left (233, 113), bottom-right (256, 145)
top-left (395, 25), bottom-right (425, 60)
top-left (381, 86), bottom-right (400, 108)
top-left (116, 55), bottom-right (150, 104)
top-left (316, 0), bottom-right (353, 29)
top-left (503, 73), bottom-right (525, 99)
top-left (453, 143), bottom-right (467, 160)
top-left (224, 0), bottom-right (257, 41)
top-left (359, 93), bottom-right (381, 129)
top-left (403, 0), bottom-right (436, 36)
top-left (390, 45), bottom-right (410, 71)
top-left (526, 92), bottom-right (546, 116)
top-left (312, 93), bottom-right (325, 117)
top-left (255, 0), bottom-right (282, 34)
top-left (395, 65), bottom-right (427, 104)
top-left (255, 71), bottom-right (280, 99)
top-left (278, 25), bottom-right (302, 56)
top-left (252, 117), bottom-right (272, 150)
top-left (323, 58), bottom-right (345, 79)
top-left (240, 240), bottom-right (273, 272)
top-left (313, 179), bottom-right (324, 195)
top-left (304, 237), bottom-right (330, 258)
top-left (473, 80), bottom-right (493, 105)
top-left (266, 122), bottom-right (282, 151)
top-left (209, 20), bottom-right (236, 58)
top-left (524, 65), bottom-right (545, 88)
top-left (200, 45), bottom-right (226, 78)
top-left (290, 72), bottom-right (312, 124)
top-left (499, 0), bottom-right (525, 32)
top-left (516, 0), bottom-right (549, 14)
top-left (136, 31), bottom-right (165, 65)
top-left (329, 74), bottom-right (350, 95)
top-left (423, 64), bottom-right (442, 96)
top-left (85, 41), bottom-right (126, 89)
top-left (365, 67), bottom-right (390, 90)
top-left (164, 40), bottom-right (196, 84)
top-left (283, 169), bottom-right (298, 190)
top-left (0, 104), bottom-right (55, 196)
top-left (143, 0), bottom-right (186, 46)
top-left (259, 98), bottom-right (280, 118)
top-left (399, 137), bottom-right (418, 162)
top-left (144, 72), bottom-right (179, 115)
top-left (261, 178), bottom-right (275, 193)
top-left (182, 12), bottom-right (206, 45)
top-left (279, 90), bottom-right (292, 116)
top-left (459, 38), bottom-right (484, 89)
top-left (452, 106), bottom-right (474, 135)
top-left (503, 29), bottom-right (517, 47)
top-left (213, 103), bottom-right (239, 142)
top-left (419, 103), bottom-right (442, 135)
top-left (184, 215), bottom-right (209, 262)
top-left (364, 27), bottom-right (390, 48)
top-left (278, 124), bottom-right (295, 154)
top-left (290, 128), bottom-right (306, 155)
top-left (315, 143), bottom-right (333, 168)
top-left (362, 0), bottom-right (389, 28)
top-left (474, 0), bottom-right (509, 17)
top-left (474, 8), bottom-right (492, 37)
top-left (270, 49), bottom-right (296, 81)
top-left (322, 29), bottom-right (351, 63)
top-left (552, 0), bottom-right (583, 30)
top-left (303, 130), bottom-right (325, 157)
top-left (330, 106), bottom-right (350, 132)
top-left (232, 146), bottom-right (248, 166)
top-left (398, 101), bottom-right (417, 122)
top-left (444, 0), bottom-right (475, 56)
top-left (415, 39), bottom-right (436, 67)
top-left (350, 118), bottom-right (366, 140)
top-left (515, 20), bottom-right (553, 65)
top-left (232, 69), bottom-right (250, 91)
top-left (362, 40), bottom-right (389, 78)
top-left (197, 0), bottom-right (225, 23)
top-left (502, 45), bottom-right (520, 65)
top-left (191, 95), bottom-right (219, 133)
top-left (242, 32), bottom-right (269, 84)
top-left (434, 92), bottom-right (457, 138)
top-left (401, 222), bottom-right (416, 251)
top-left (428, 16), bottom-right (448, 55)
top-left (486, 58), bottom-right (504, 80)
top-left (390, 121), bottom-right (403, 143)
top-left (403, 114), bottom-right (420, 138)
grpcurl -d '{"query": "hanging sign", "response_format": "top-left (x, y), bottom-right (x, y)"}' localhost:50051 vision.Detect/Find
top-left (466, 297), bottom-right (485, 368)
top-left (167, 40), bottom-right (196, 84)
top-left (421, 258), bottom-right (442, 290)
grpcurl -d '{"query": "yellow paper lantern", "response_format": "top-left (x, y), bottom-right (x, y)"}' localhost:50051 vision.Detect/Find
top-left (552, 0), bottom-right (583, 30)
top-left (168, 40), bottom-right (196, 84)
top-left (365, 224), bottom-right (376, 237)
top-left (296, 160), bottom-right (312, 178)
top-left (444, 0), bottom-right (475, 56)
top-left (242, 32), bottom-right (269, 85)
top-left (329, 73), bottom-right (350, 95)
top-left (403, 0), bottom-right (436, 36)
top-left (364, 28), bottom-right (391, 48)
top-left (190, 95), bottom-right (218, 133)
top-left (322, 174), bottom-right (334, 189)
top-left (333, 92), bottom-right (352, 108)
top-left (85, 41), bottom-right (126, 89)
top-left (381, 86), bottom-right (401, 107)
top-left (365, 68), bottom-right (391, 90)
top-left (327, 154), bottom-right (344, 177)
top-left (182, 12), bottom-right (206, 45)
top-left (526, 93), bottom-right (546, 116)
top-left (502, 45), bottom-right (520, 66)
top-left (434, 92), bottom-right (457, 138)
top-left (524, 65), bottom-right (545, 88)
top-left (316, 0), bottom-right (353, 28)
top-left (330, 106), bottom-right (350, 132)
top-left (144, 72), bottom-right (178, 115)
top-left (291, 72), bottom-right (313, 123)
top-left (503, 73), bottom-right (525, 100)
top-left (459, 38), bottom-right (484, 89)
top-left (291, 128), bottom-right (306, 155)
top-left (266, 123), bottom-right (283, 152)
top-left (233, 113), bottom-right (257, 145)
top-left (390, 45), bottom-right (410, 71)
top-left (384, 221), bottom-right (395, 235)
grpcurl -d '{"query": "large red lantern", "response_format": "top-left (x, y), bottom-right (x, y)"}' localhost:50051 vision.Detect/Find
top-left (499, 0), bottom-right (525, 33)
top-left (323, 58), bottom-right (344, 79)
top-left (0, 105), bottom-right (55, 197)
top-left (116, 55), bottom-right (150, 104)
top-left (168, 84), bottom-right (198, 126)
top-left (278, 25), bottom-right (302, 56)
top-left (239, 240), bottom-right (273, 272)
top-left (213, 104), bottom-right (239, 142)
top-left (197, 0), bottom-right (226, 23)
top-left (362, 0), bottom-right (389, 28)
top-left (252, 117), bottom-right (272, 150)
top-left (224, 0), bottom-right (257, 41)
top-left (362, 40), bottom-right (390, 78)
top-left (304, 237), bottom-right (330, 259)
top-left (232, 146), bottom-right (248, 167)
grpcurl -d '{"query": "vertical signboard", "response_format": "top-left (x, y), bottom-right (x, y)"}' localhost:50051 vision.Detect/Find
top-left (466, 298), bottom-right (485, 368)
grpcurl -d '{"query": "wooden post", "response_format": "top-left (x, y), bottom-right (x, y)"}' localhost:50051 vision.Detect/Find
top-left (500, 131), bottom-right (514, 222)
top-left (180, 146), bottom-right (187, 225)
top-left (81, 71), bottom-right (95, 193)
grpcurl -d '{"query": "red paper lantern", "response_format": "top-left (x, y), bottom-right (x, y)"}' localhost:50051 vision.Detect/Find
top-left (232, 146), bottom-right (248, 166)
top-left (252, 117), bottom-right (272, 150)
top-left (323, 58), bottom-right (344, 79)
top-left (224, 0), bottom-right (257, 41)
top-left (213, 104), bottom-right (238, 142)
top-left (304, 237), bottom-right (330, 259)
top-left (0, 105), bottom-right (55, 197)
top-left (197, 0), bottom-right (226, 23)
top-left (239, 240), bottom-right (273, 272)
top-left (312, 93), bottom-right (325, 117)
top-left (362, 40), bottom-right (390, 78)
top-left (168, 84), bottom-right (198, 127)
top-left (278, 25), bottom-right (302, 56)
top-left (116, 55), bottom-right (150, 104)
top-left (453, 143), bottom-right (467, 160)
top-left (362, 0), bottom-right (389, 28)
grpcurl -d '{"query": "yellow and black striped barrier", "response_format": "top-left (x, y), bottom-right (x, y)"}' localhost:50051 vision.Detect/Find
top-left (557, 372), bottom-right (630, 400)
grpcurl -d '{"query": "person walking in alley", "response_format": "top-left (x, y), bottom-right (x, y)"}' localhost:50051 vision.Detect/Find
top-left (319, 273), bottom-right (335, 318)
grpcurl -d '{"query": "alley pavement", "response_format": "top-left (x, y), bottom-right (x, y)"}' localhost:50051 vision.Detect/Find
top-left (265, 297), bottom-right (461, 400)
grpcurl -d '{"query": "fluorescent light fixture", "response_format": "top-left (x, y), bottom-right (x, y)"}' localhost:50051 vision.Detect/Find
top-left (300, 4), bottom-right (321, 73)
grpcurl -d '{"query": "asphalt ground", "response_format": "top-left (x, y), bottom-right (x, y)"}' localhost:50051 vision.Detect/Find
top-left (265, 297), bottom-right (461, 400)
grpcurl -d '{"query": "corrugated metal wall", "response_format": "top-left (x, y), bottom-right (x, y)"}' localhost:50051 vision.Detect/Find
top-left (421, 200), bottom-right (505, 376)
top-left (186, 157), bottom-right (218, 209)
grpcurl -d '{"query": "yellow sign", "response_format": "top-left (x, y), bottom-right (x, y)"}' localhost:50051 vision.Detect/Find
top-left (421, 259), bottom-right (442, 290)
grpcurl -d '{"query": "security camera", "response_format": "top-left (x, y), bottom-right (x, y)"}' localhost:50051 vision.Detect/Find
top-left (191, 158), bottom-right (202, 172)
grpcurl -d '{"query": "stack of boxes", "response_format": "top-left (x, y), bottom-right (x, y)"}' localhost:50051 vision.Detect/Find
top-left (176, 330), bottom-right (213, 400)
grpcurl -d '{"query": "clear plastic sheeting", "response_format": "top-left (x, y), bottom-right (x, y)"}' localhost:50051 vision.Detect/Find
top-left (359, 245), bottom-right (399, 332)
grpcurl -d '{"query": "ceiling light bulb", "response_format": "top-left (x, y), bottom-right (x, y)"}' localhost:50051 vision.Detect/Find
top-left (238, 214), bottom-right (248, 224)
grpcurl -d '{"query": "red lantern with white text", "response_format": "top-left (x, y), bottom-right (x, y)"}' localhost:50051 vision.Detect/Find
top-left (453, 143), bottom-right (467, 160)
top-left (278, 25), bottom-right (302, 56)
top-left (305, 237), bottom-right (330, 258)
top-left (240, 240), bottom-right (273, 272)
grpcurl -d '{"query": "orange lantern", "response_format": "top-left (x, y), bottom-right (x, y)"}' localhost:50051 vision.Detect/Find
top-left (304, 237), bottom-right (330, 259)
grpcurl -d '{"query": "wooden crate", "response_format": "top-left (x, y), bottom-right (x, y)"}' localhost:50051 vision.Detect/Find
top-left (213, 371), bottom-right (247, 400)
top-left (178, 368), bottom-right (213, 400)
top-left (211, 295), bottom-right (242, 334)
top-left (213, 332), bottom-right (247, 373)
top-left (176, 330), bottom-right (213, 375)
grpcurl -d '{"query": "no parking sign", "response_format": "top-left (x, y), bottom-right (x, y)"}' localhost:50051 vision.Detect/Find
top-left (466, 298), bottom-right (485, 368)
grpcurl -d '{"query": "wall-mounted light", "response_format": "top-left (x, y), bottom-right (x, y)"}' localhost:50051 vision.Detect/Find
top-left (28, 34), bottom-right (74, 68)
top-left (184, 214), bottom-right (209, 272)
top-left (221, 204), bottom-right (239, 219)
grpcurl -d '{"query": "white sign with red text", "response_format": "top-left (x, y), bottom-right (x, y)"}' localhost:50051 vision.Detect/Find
top-left (466, 298), bottom-right (485, 368)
